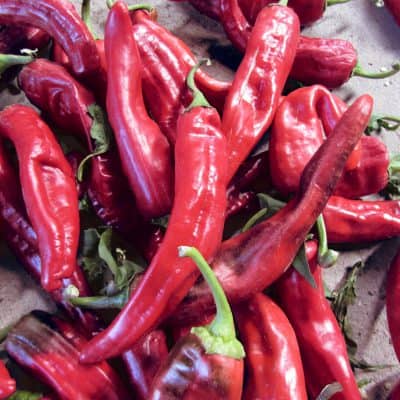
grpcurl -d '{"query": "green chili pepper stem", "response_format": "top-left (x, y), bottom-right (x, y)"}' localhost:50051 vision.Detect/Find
top-left (353, 61), bottom-right (400, 79)
top-left (81, 0), bottom-right (95, 38)
top-left (278, 0), bottom-right (289, 6)
top-left (316, 215), bottom-right (339, 268)
top-left (0, 54), bottom-right (34, 77)
top-left (256, 193), bottom-right (286, 210)
top-left (186, 59), bottom-right (212, 111)
top-left (68, 290), bottom-right (129, 309)
top-left (241, 208), bottom-right (268, 232)
top-left (178, 246), bottom-right (245, 359)
top-left (106, 0), bottom-right (114, 8)
top-left (327, 0), bottom-right (351, 5)
top-left (106, 0), bottom-right (154, 12)
top-left (389, 155), bottom-right (400, 175)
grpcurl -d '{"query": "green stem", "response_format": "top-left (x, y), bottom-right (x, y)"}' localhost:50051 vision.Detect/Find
top-left (127, 3), bottom-right (155, 12)
top-left (106, 0), bottom-right (114, 8)
top-left (178, 246), bottom-right (245, 359)
top-left (316, 215), bottom-right (339, 268)
top-left (353, 61), bottom-right (400, 79)
top-left (256, 193), bottom-right (286, 211)
top-left (68, 289), bottom-right (129, 309)
top-left (389, 155), bottom-right (400, 175)
top-left (186, 59), bottom-right (212, 111)
top-left (0, 53), bottom-right (35, 77)
top-left (241, 208), bottom-right (268, 232)
top-left (278, 0), bottom-right (289, 6)
top-left (82, 0), bottom-right (96, 38)
top-left (327, 0), bottom-right (351, 5)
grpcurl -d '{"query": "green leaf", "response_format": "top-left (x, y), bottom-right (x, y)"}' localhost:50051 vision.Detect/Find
top-left (8, 391), bottom-right (42, 400)
top-left (292, 244), bottom-right (317, 289)
top-left (315, 383), bottom-right (343, 400)
top-left (384, 154), bottom-right (400, 200)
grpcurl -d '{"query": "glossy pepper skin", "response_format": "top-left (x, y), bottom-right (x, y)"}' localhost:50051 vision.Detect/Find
top-left (130, 9), bottom-right (230, 143)
top-left (222, 3), bottom-right (300, 181)
top-left (234, 293), bottom-right (308, 400)
top-left (80, 63), bottom-right (228, 363)
top-left (0, 361), bottom-right (15, 399)
top-left (385, 0), bottom-right (400, 26)
top-left (171, 95), bottom-right (373, 325)
top-left (5, 314), bottom-right (130, 400)
top-left (105, 1), bottom-right (173, 219)
top-left (19, 59), bottom-right (140, 233)
top-left (0, 105), bottom-right (79, 292)
top-left (275, 241), bottom-right (361, 400)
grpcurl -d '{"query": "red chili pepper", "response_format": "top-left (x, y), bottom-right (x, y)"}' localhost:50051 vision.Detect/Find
top-left (234, 293), bottom-right (308, 400)
top-left (385, 0), bottom-right (400, 25)
top-left (0, 105), bottom-right (79, 292)
top-left (80, 61), bottom-right (228, 363)
top-left (275, 241), bottom-right (361, 400)
top-left (5, 314), bottom-right (130, 400)
top-left (222, 2), bottom-right (300, 181)
top-left (0, 24), bottom-right (49, 54)
top-left (186, 0), bottom-right (221, 20)
top-left (130, 9), bottom-right (230, 143)
top-left (122, 330), bottom-right (169, 400)
top-left (105, 1), bottom-right (173, 219)
top-left (0, 360), bottom-right (15, 400)
top-left (389, 380), bottom-right (400, 400)
top-left (148, 246), bottom-right (244, 400)
top-left (171, 94), bottom-right (373, 325)
top-left (289, 0), bottom-right (325, 25)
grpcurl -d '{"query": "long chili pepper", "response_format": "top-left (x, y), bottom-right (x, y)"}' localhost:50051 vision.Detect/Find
top-left (130, 8), bottom-right (230, 143)
top-left (170, 94), bottom-right (373, 325)
top-left (5, 314), bottom-right (130, 400)
top-left (148, 246), bottom-right (244, 400)
top-left (385, 0), bottom-right (400, 26)
top-left (0, 24), bottom-right (49, 54)
top-left (105, 1), bottom-right (173, 219)
top-left (275, 241), bottom-right (361, 400)
top-left (222, 1), bottom-right (300, 182)
top-left (0, 105), bottom-right (79, 292)
top-left (234, 293), bottom-right (308, 400)
top-left (80, 61), bottom-right (228, 363)
top-left (0, 361), bottom-right (15, 400)
top-left (19, 59), bottom-right (140, 233)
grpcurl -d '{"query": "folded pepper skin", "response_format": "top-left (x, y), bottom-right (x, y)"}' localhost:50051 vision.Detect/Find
top-left (170, 94), bottom-right (373, 325)
top-left (275, 241), bottom-right (361, 400)
top-left (105, 1), bottom-right (173, 220)
top-left (0, 105), bottom-right (79, 292)
top-left (0, 361), bottom-right (15, 400)
top-left (80, 54), bottom-right (228, 363)
top-left (222, 3), bottom-right (300, 181)
top-left (234, 293), bottom-right (308, 400)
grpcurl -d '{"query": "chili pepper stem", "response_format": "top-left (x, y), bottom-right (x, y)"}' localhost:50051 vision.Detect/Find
top-left (106, 0), bottom-right (154, 13)
top-left (81, 0), bottom-right (95, 37)
top-left (186, 59), bottom-right (212, 111)
top-left (278, 0), bottom-right (289, 6)
top-left (68, 289), bottom-right (129, 309)
top-left (353, 61), bottom-right (400, 79)
top-left (316, 215), bottom-right (339, 268)
top-left (0, 53), bottom-right (35, 77)
top-left (178, 246), bottom-right (245, 359)
top-left (241, 208), bottom-right (268, 232)
top-left (389, 155), bottom-right (400, 175)
top-left (327, 0), bottom-right (351, 5)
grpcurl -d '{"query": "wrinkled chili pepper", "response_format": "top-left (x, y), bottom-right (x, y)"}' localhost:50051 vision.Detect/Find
top-left (80, 61), bottom-right (228, 363)
top-left (170, 94), bottom-right (373, 325)
top-left (234, 293), bottom-right (308, 400)
top-left (222, 1), bottom-right (300, 182)
top-left (5, 314), bottom-right (130, 400)
top-left (385, 0), bottom-right (400, 26)
top-left (148, 246), bottom-right (244, 400)
top-left (0, 360), bottom-right (15, 400)
top-left (19, 59), bottom-right (140, 233)
top-left (105, 1), bottom-right (173, 219)
top-left (0, 105), bottom-right (79, 292)
top-left (130, 8), bottom-right (230, 143)
top-left (275, 241), bottom-right (361, 400)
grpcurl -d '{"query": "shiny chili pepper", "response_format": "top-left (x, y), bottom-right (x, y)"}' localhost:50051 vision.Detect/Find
top-left (222, 2), bottom-right (300, 182)
top-left (148, 246), bottom-right (244, 400)
top-left (105, 1), bottom-right (173, 219)
top-left (122, 330), bottom-right (169, 400)
top-left (130, 9), bottom-right (230, 143)
top-left (5, 314), bottom-right (130, 400)
top-left (234, 293), bottom-right (308, 400)
top-left (170, 94), bottom-right (373, 325)
top-left (275, 241), bottom-right (361, 400)
top-left (226, 191), bottom-right (257, 218)
top-left (80, 61), bottom-right (228, 363)
top-left (0, 360), bottom-right (15, 400)
top-left (0, 105), bottom-right (79, 292)
top-left (385, 0), bottom-right (400, 26)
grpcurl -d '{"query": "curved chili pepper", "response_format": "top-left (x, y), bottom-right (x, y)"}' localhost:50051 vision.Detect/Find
top-left (234, 293), bottom-right (308, 400)
top-left (105, 1), bottom-right (173, 219)
top-left (171, 94), bottom-right (373, 325)
top-left (148, 246), bottom-right (244, 400)
top-left (385, 0), bottom-right (400, 25)
top-left (0, 105), bottom-right (79, 292)
top-left (130, 9), bottom-right (230, 143)
top-left (80, 61), bottom-right (228, 363)
top-left (5, 314), bottom-right (130, 400)
top-left (0, 24), bottom-right (49, 54)
top-left (0, 360), bottom-right (15, 400)
top-left (275, 241), bottom-right (361, 400)
top-left (222, 2), bottom-right (300, 181)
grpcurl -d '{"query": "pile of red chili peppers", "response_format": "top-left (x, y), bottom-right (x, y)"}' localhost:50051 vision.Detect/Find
top-left (0, 0), bottom-right (398, 398)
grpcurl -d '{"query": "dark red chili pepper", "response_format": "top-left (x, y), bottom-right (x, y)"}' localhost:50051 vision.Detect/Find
top-left (238, 0), bottom-right (274, 24)
top-left (122, 330), bottom-right (169, 400)
top-left (289, 0), bottom-right (325, 25)
top-left (226, 191), bottom-right (257, 218)
top-left (19, 59), bottom-right (140, 233)
top-left (80, 61), bottom-right (228, 363)
top-left (385, 0), bottom-right (400, 26)
top-left (148, 246), bottom-right (244, 400)
top-left (0, 105), bottom-right (79, 292)
top-left (222, 2), bottom-right (300, 181)
top-left (0, 360), bottom-right (15, 400)
top-left (171, 94), bottom-right (373, 325)
top-left (105, 1), bottom-right (173, 219)
top-left (5, 314), bottom-right (130, 400)
top-left (234, 293), bottom-right (308, 400)
top-left (275, 241), bottom-right (361, 400)
top-left (185, 0), bottom-right (221, 20)
top-left (0, 24), bottom-right (49, 54)
top-left (130, 9), bottom-right (230, 143)
top-left (389, 380), bottom-right (400, 400)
